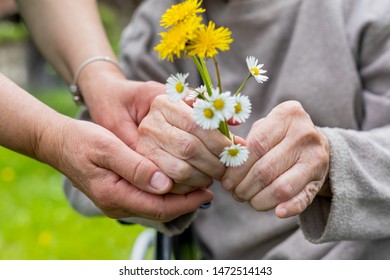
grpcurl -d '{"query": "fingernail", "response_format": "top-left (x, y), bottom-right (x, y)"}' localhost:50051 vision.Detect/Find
top-left (277, 207), bottom-right (287, 218)
top-left (200, 202), bottom-right (212, 209)
top-left (222, 178), bottom-right (234, 190)
top-left (150, 171), bottom-right (170, 191)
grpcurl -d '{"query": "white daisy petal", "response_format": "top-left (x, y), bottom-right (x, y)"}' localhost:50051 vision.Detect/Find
top-left (232, 94), bottom-right (252, 123)
top-left (166, 73), bottom-right (189, 101)
top-left (186, 85), bottom-right (207, 100)
top-left (219, 143), bottom-right (249, 167)
top-left (193, 99), bottom-right (221, 130)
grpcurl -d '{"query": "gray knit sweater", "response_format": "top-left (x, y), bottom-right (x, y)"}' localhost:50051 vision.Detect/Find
top-left (64, 0), bottom-right (390, 259)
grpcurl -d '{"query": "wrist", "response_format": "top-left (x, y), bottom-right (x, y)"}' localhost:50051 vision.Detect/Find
top-left (34, 111), bottom-right (72, 171)
top-left (70, 56), bottom-right (126, 106)
top-left (316, 127), bottom-right (332, 197)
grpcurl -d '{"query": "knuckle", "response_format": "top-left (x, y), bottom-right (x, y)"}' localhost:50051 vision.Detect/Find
top-left (93, 134), bottom-right (116, 155)
top-left (138, 121), bottom-right (154, 138)
top-left (181, 111), bottom-right (200, 135)
top-left (252, 163), bottom-right (275, 187)
top-left (295, 195), bottom-right (309, 214)
top-left (248, 132), bottom-right (269, 158)
top-left (152, 204), bottom-right (175, 222)
top-left (151, 205), bottom-right (165, 221)
top-left (232, 188), bottom-right (245, 201)
top-left (273, 182), bottom-right (294, 202)
top-left (283, 100), bottom-right (305, 115)
top-left (132, 157), bottom-right (152, 187)
top-left (299, 184), bottom-right (318, 209)
top-left (93, 190), bottom-right (118, 216)
top-left (151, 94), bottom-right (168, 110)
top-left (176, 135), bottom-right (198, 160)
top-left (211, 164), bottom-right (226, 181)
top-left (145, 80), bottom-right (164, 92)
top-left (167, 162), bottom-right (192, 182)
top-left (300, 129), bottom-right (322, 146)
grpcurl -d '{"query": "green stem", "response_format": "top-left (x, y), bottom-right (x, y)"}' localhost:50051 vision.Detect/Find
top-left (199, 57), bottom-right (213, 95)
top-left (213, 57), bottom-right (222, 93)
top-left (235, 73), bottom-right (252, 96)
top-left (191, 56), bottom-right (212, 96)
top-left (218, 121), bottom-right (230, 139)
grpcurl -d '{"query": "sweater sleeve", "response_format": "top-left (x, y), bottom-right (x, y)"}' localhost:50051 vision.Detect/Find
top-left (300, 1), bottom-right (390, 243)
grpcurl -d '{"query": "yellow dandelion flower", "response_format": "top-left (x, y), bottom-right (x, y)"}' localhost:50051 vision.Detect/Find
top-left (186, 21), bottom-right (233, 58)
top-left (155, 15), bottom-right (202, 61)
top-left (160, 0), bottom-right (205, 28)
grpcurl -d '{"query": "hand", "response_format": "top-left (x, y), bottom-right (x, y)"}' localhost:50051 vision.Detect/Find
top-left (38, 117), bottom-right (213, 221)
top-left (222, 101), bottom-right (330, 218)
top-left (136, 95), bottom-right (232, 194)
top-left (78, 63), bottom-right (164, 149)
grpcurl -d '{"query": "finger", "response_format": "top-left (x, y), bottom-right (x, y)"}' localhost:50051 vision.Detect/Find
top-left (160, 127), bottom-right (226, 180)
top-left (142, 144), bottom-right (213, 187)
top-left (97, 176), bottom-right (214, 221)
top-left (248, 161), bottom-right (320, 212)
top-left (113, 118), bottom-right (139, 150)
top-left (275, 181), bottom-right (322, 218)
top-left (233, 135), bottom-right (246, 146)
top-left (170, 184), bottom-right (200, 194)
top-left (98, 137), bottom-right (173, 195)
top-left (233, 137), bottom-right (298, 201)
top-left (139, 100), bottom-right (226, 179)
top-left (222, 117), bottom-right (287, 191)
top-left (156, 95), bottom-right (232, 158)
top-left (170, 182), bottom-right (212, 194)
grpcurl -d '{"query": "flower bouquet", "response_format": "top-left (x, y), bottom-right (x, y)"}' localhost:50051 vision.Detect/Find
top-left (155, 0), bottom-right (268, 167)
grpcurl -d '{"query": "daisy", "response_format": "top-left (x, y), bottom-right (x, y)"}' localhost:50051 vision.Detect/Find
top-left (246, 56), bottom-right (269, 83)
top-left (220, 143), bottom-right (250, 167)
top-left (208, 89), bottom-right (235, 120)
top-left (187, 85), bottom-right (208, 100)
top-left (231, 94), bottom-right (252, 123)
top-left (193, 99), bottom-right (221, 129)
top-left (166, 73), bottom-right (189, 101)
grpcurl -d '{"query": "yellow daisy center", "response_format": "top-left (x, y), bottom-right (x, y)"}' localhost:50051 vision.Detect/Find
top-left (234, 102), bottom-right (242, 114)
top-left (213, 99), bottom-right (225, 110)
top-left (228, 148), bottom-right (239, 157)
top-left (203, 108), bottom-right (214, 119)
top-left (251, 67), bottom-right (259, 76)
top-left (176, 82), bottom-right (184, 93)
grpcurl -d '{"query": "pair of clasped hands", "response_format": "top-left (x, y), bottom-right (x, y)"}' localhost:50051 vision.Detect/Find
top-left (76, 76), bottom-right (330, 223)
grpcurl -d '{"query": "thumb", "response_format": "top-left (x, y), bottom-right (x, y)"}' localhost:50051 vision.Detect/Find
top-left (102, 139), bottom-right (173, 195)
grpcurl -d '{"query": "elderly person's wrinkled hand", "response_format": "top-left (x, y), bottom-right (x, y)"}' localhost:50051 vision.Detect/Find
top-left (136, 95), bottom-right (232, 194)
top-left (222, 101), bottom-right (330, 218)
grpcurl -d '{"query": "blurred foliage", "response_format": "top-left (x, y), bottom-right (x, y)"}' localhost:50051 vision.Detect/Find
top-left (0, 20), bottom-right (28, 44)
top-left (0, 2), bottom-right (147, 259)
top-left (0, 88), bottom-right (145, 259)
top-left (0, 3), bottom-right (124, 51)
top-left (98, 3), bottom-right (123, 54)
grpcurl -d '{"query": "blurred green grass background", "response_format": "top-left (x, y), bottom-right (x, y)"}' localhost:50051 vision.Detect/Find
top-left (0, 88), bottom-right (144, 259)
